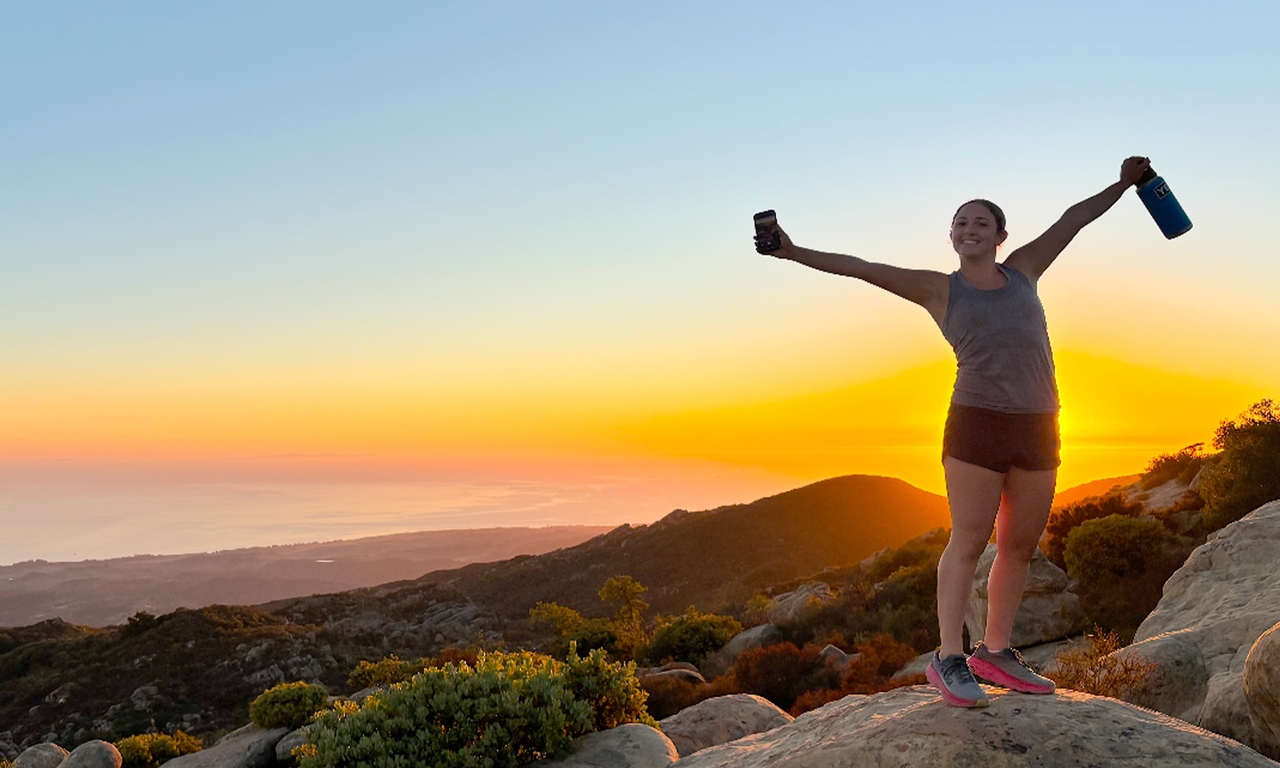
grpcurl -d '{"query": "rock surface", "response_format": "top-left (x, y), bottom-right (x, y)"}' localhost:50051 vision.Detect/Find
top-left (61, 740), bottom-right (122, 768)
top-left (275, 726), bottom-right (312, 763)
top-left (1125, 500), bottom-right (1280, 749)
top-left (767, 583), bottom-right (834, 624)
top-left (164, 724), bottom-right (290, 768)
top-left (657, 694), bottom-right (793, 757)
top-left (14, 743), bottom-right (68, 768)
top-left (966, 544), bottom-right (1086, 647)
top-left (1244, 621), bottom-right (1280, 760)
top-left (530, 723), bottom-right (677, 768)
top-left (675, 686), bottom-right (1277, 768)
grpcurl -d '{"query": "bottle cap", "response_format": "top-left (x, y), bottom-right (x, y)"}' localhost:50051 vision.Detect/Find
top-left (1136, 167), bottom-right (1158, 188)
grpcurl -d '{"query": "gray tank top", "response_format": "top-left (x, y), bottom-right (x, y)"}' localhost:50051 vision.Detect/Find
top-left (941, 263), bottom-right (1059, 414)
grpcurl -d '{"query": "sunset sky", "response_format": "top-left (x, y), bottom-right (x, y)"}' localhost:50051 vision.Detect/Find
top-left (3, 2), bottom-right (1278, 562)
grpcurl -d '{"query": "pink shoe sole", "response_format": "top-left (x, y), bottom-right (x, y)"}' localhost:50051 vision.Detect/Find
top-left (968, 656), bottom-right (1055, 694)
top-left (926, 663), bottom-right (989, 707)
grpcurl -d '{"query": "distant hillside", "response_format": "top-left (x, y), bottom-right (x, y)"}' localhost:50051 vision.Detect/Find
top-left (414, 475), bottom-right (950, 619)
top-left (0, 526), bottom-right (611, 627)
top-left (1053, 475), bottom-right (1141, 508)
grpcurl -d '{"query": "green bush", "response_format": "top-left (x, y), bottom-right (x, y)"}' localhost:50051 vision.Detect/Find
top-left (115, 732), bottom-right (203, 768)
top-left (347, 655), bottom-right (429, 689)
top-left (249, 681), bottom-right (330, 730)
top-left (1043, 493), bottom-right (1143, 570)
top-left (1199, 399), bottom-right (1280, 531)
top-left (1063, 514), bottom-right (1187, 638)
top-left (1140, 444), bottom-right (1205, 490)
top-left (646, 609), bottom-right (742, 665)
top-left (298, 648), bottom-right (655, 768)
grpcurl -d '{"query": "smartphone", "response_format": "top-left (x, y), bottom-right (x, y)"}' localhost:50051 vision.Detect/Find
top-left (754, 210), bottom-right (780, 253)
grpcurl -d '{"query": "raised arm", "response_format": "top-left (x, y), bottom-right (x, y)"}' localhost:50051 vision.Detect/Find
top-left (1004, 156), bottom-right (1151, 282)
top-left (756, 225), bottom-right (949, 326)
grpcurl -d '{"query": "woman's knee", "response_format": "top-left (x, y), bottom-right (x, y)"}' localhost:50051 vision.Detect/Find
top-left (944, 528), bottom-right (993, 562)
top-left (995, 538), bottom-right (1040, 564)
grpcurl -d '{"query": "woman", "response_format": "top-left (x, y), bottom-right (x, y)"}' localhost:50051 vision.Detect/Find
top-left (754, 156), bottom-right (1152, 707)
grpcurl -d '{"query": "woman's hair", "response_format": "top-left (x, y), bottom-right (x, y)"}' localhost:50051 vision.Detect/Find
top-left (953, 199), bottom-right (1007, 235)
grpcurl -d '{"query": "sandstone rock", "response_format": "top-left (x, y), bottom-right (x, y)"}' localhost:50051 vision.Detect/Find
top-left (130, 685), bottom-right (159, 710)
top-left (723, 624), bottom-right (781, 657)
top-left (1244, 620), bottom-right (1280, 760)
top-left (14, 743), bottom-right (68, 768)
top-left (640, 668), bottom-right (705, 685)
top-left (658, 693), bottom-right (793, 757)
top-left (966, 543), bottom-right (1087, 647)
top-left (1126, 500), bottom-right (1280, 748)
top-left (275, 725), bottom-right (312, 763)
top-left (0, 732), bottom-right (18, 761)
top-left (61, 740), bottom-right (122, 768)
top-left (890, 650), bottom-right (933, 681)
top-left (768, 583), bottom-right (834, 624)
top-left (818, 644), bottom-right (851, 668)
top-left (675, 685), bottom-right (1277, 768)
top-left (530, 723), bottom-right (677, 767)
top-left (164, 724), bottom-right (290, 768)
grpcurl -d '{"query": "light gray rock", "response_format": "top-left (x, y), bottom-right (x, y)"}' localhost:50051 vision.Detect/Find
top-left (14, 743), bottom-right (68, 768)
top-left (639, 668), bottom-right (705, 685)
top-left (530, 723), bottom-right (677, 767)
top-left (658, 693), bottom-right (793, 758)
top-left (703, 624), bottom-right (782, 678)
top-left (61, 740), bottom-right (122, 768)
top-left (890, 650), bottom-right (933, 681)
top-left (818, 644), bottom-right (850, 668)
top-left (966, 544), bottom-right (1087, 647)
top-left (0, 731), bottom-right (18, 761)
top-left (675, 685), bottom-right (1277, 768)
top-left (275, 726), bottom-right (312, 763)
top-left (1127, 500), bottom-right (1280, 747)
top-left (164, 724), bottom-right (289, 768)
top-left (1244, 620), bottom-right (1280, 760)
top-left (767, 584), bottom-right (834, 624)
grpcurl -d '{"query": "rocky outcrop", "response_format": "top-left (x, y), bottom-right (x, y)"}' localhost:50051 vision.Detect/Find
top-left (703, 624), bottom-right (782, 677)
top-left (657, 694), bottom-right (792, 758)
top-left (275, 726), bottom-right (313, 763)
top-left (530, 723), bottom-right (677, 767)
top-left (966, 544), bottom-right (1086, 647)
top-left (1123, 500), bottom-right (1280, 750)
top-left (164, 724), bottom-right (289, 768)
top-left (14, 744), bottom-right (67, 768)
top-left (60, 740), bottom-right (121, 768)
top-left (674, 686), bottom-right (1277, 767)
top-left (767, 583), bottom-right (834, 624)
top-left (1244, 621), bottom-right (1280, 760)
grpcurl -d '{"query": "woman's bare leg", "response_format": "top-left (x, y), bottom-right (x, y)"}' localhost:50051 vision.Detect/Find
top-left (938, 457), bottom-right (1005, 656)
top-left (982, 466), bottom-right (1057, 650)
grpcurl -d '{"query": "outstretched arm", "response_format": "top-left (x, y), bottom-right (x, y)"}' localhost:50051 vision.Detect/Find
top-left (1005, 156), bottom-right (1150, 283)
top-left (756, 225), bottom-right (949, 325)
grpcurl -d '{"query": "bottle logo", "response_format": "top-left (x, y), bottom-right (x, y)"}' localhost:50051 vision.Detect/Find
top-left (1155, 183), bottom-right (1171, 200)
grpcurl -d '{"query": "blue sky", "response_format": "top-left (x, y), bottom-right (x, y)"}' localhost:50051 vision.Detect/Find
top-left (3, 2), bottom-right (1279, 561)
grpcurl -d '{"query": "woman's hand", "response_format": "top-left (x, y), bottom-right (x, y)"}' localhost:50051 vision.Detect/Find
top-left (755, 223), bottom-right (796, 259)
top-left (1120, 156), bottom-right (1151, 186)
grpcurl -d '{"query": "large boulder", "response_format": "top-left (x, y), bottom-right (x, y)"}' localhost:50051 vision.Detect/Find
top-left (703, 624), bottom-right (782, 678)
top-left (529, 723), bottom-right (677, 768)
top-left (657, 694), bottom-right (793, 757)
top-left (1123, 500), bottom-right (1280, 749)
top-left (767, 583), bottom-right (835, 624)
top-left (14, 744), bottom-right (68, 768)
top-left (61, 741), bottom-right (122, 768)
top-left (675, 686), bottom-right (1277, 767)
top-left (966, 544), bottom-right (1087, 647)
top-left (1244, 620), bottom-right (1280, 760)
top-left (164, 724), bottom-right (290, 768)
top-left (275, 726), bottom-right (313, 763)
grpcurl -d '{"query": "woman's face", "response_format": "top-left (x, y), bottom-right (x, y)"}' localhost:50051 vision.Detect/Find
top-left (951, 202), bottom-right (1007, 258)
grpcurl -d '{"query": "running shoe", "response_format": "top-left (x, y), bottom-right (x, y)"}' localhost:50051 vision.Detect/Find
top-left (926, 651), bottom-right (989, 708)
top-left (968, 642), bottom-right (1055, 694)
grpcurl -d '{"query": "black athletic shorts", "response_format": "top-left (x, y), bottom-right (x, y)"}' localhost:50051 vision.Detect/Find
top-left (942, 403), bottom-right (1061, 473)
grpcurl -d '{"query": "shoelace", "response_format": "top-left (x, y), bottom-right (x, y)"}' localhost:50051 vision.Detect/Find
top-left (939, 655), bottom-right (976, 687)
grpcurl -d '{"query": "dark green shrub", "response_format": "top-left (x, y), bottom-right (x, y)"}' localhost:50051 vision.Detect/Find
top-left (298, 648), bottom-right (654, 768)
top-left (1063, 515), bottom-right (1189, 638)
top-left (1140, 444), bottom-right (1205, 490)
top-left (249, 681), bottom-right (330, 730)
top-left (646, 609), bottom-right (743, 665)
top-left (347, 655), bottom-right (428, 689)
top-left (115, 732), bottom-right (203, 768)
top-left (1200, 399), bottom-right (1280, 530)
top-left (119, 612), bottom-right (160, 640)
top-left (1043, 493), bottom-right (1143, 570)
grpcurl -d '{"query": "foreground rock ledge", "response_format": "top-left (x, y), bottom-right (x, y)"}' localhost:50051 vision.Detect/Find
top-left (675, 686), bottom-right (1279, 768)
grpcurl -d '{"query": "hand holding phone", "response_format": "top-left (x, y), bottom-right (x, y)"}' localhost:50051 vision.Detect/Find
top-left (754, 210), bottom-right (782, 254)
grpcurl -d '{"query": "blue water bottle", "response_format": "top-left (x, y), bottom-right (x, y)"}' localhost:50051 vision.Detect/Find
top-left (1135, 165), bottom-right (1192, 239)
